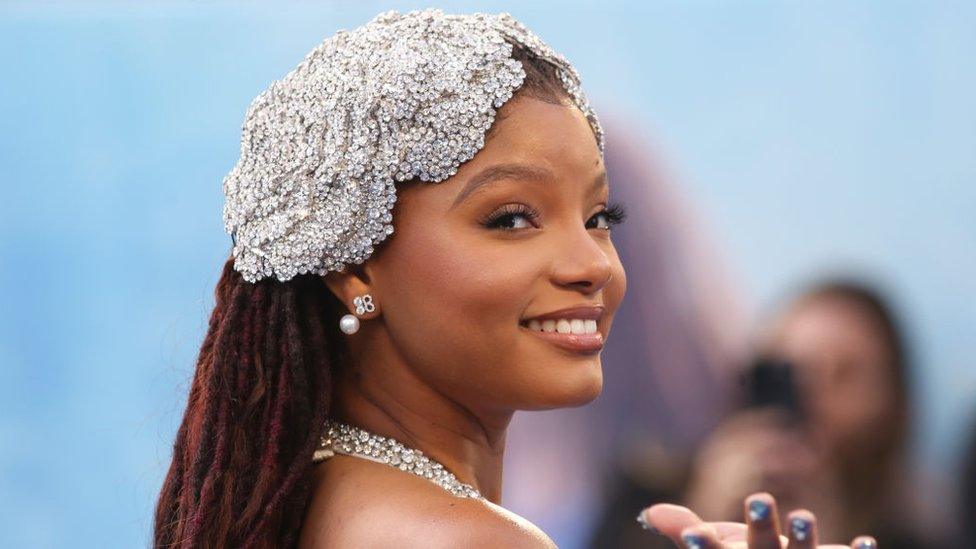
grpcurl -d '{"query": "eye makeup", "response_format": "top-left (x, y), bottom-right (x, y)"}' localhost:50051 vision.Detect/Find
top-left (479, 200), bottom-right (628, 231)
top-left (480, 203), bottom-right (542, 230)
top-left (588, 201), bottom-right (626, 229)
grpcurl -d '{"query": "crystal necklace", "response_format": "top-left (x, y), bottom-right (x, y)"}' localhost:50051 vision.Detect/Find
top-left (312, 418), bottom-right (483, 500)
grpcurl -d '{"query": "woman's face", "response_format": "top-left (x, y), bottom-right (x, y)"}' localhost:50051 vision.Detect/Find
top-left (361, 94), bottom-right (627, 413)
top-left (765, 296), bottom-right (899, 460)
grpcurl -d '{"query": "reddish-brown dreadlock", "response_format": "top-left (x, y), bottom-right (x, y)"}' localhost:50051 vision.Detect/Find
top-left (153, 258), bottom-right (346, 548)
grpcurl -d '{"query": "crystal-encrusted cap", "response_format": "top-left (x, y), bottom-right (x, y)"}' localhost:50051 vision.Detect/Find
top-left (222, 8), bottom-right (603, 283)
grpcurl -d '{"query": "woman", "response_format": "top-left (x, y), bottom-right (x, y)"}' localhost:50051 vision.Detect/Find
top-left (595, 279), bottom-right (933, 548)
top-left (681, 280), bottom-right (925, 541)
top-left (153, 9), bottom-right (876, 548)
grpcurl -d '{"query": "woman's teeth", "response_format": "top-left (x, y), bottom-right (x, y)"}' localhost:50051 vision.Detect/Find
top-left (526, 318), bottom-right (599, 335)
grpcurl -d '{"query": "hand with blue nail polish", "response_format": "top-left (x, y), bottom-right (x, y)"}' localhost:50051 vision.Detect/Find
top-left (636, 491), bottom-right (878, 548)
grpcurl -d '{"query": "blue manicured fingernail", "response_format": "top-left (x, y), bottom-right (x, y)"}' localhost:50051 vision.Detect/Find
top-left (748, 499), bottom-right (771, 522)
top-left (682, 533), bottom-right (707, 549)
top-left (855, 540), bottom-right (877, 549)
top-left (790, 517), bottom-right (812, 541)
top-left (634, 512), bottom-right (659, 533)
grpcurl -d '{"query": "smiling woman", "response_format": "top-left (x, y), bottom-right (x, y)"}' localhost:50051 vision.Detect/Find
top-left (153, 8), bottom-right (876, 549)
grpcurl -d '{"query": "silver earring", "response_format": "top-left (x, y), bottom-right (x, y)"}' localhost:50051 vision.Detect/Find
top-left (339, 313), bottom-right (360, 335)
top-left (339, 294), bottom-right (375, 335)
top-left (353, 294), bottom-right (375, 315)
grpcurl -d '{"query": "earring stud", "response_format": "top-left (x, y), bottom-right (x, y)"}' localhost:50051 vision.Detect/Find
top-left (339, 294), bottom-right (375, 335)
top-left (354, 294), bottom-right (375, 315)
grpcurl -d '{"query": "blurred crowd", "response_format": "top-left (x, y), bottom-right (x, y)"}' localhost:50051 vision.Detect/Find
top-left (588, 278), bottom-right (950, 548)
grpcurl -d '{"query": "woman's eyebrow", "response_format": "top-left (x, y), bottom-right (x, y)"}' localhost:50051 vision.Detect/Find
top-left (592, 170), bottom-right (608, 194)
top-left (450, 163), bottom-right (552, 209)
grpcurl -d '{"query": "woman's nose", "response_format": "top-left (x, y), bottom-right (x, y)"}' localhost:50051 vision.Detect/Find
top-left (550, 227), bottom-right (614, 293)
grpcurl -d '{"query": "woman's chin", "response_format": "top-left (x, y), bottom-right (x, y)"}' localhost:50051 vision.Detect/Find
top-left (531, 361), bottom-right (604, 409)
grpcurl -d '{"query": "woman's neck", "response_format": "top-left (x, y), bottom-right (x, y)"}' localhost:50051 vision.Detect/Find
top-left (330, 351), bottom-right (513, 504)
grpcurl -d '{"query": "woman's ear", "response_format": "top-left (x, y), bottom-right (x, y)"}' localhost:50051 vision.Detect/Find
top-left (322, 265), bottom-right (380, 318)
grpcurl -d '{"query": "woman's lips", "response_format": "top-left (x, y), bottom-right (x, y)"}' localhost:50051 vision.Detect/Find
top-left (519, 305), bottom-right (606, 355)
top-left (519, 324), bottom-right (604, 355)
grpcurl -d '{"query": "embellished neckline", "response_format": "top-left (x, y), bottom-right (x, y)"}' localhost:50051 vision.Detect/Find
top-left (312, 418), bottom-right (483, 499)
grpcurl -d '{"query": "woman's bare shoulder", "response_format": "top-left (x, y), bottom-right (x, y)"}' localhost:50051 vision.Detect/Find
top-left (299, 456), bottom-right (556, 549)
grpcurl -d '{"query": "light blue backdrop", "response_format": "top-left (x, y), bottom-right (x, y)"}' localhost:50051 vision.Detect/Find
top-left (1, 1), bottom-right (973, 547)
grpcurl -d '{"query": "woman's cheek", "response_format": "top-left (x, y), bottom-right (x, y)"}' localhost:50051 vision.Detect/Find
top-left (397, 232), bottom-right (513, 320)
top-left (601, 248), bottom-right (627, 328)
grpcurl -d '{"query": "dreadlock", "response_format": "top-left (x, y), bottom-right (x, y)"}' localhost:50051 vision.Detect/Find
top-left (153, 258), bottom-right (345, 547)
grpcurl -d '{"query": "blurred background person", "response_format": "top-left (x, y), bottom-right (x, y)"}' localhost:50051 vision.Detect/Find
top-left (588, 278), bottom-right (940, 548)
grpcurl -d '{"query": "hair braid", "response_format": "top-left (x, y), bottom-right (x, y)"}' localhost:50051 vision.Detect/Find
top-left (153, 258), bottom-right (343, 548)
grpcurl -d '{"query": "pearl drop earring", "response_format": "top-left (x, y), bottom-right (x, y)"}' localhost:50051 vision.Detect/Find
top-left (339, 293), bottom-right (375, 335)
top-left (339, 313), bottom-right (360, 335)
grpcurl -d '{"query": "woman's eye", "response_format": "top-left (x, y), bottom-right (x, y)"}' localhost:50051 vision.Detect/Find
top-left (588, 212), bottom-right (611, 230)
top-left (482, 204), bottom-right (540, 231)
top-left (586, 201), bottom-right (628, 231)
top-left (494, 213), bottom-right (534, 229)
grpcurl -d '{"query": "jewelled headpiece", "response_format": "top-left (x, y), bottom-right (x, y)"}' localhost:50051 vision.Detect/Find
top-left (222, 8), bottom-right (604, 283)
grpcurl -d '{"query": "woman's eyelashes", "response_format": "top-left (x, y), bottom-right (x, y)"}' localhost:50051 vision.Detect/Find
top-left (587, 201), bottom-right (627, 230)
top-left (480, 201), bottom-right (628, 232)
top-left (481, 203), bottom-right (541, 230)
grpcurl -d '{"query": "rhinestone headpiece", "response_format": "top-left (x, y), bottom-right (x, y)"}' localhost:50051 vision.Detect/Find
top-left (222, 8), bottom-right (604, 283)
